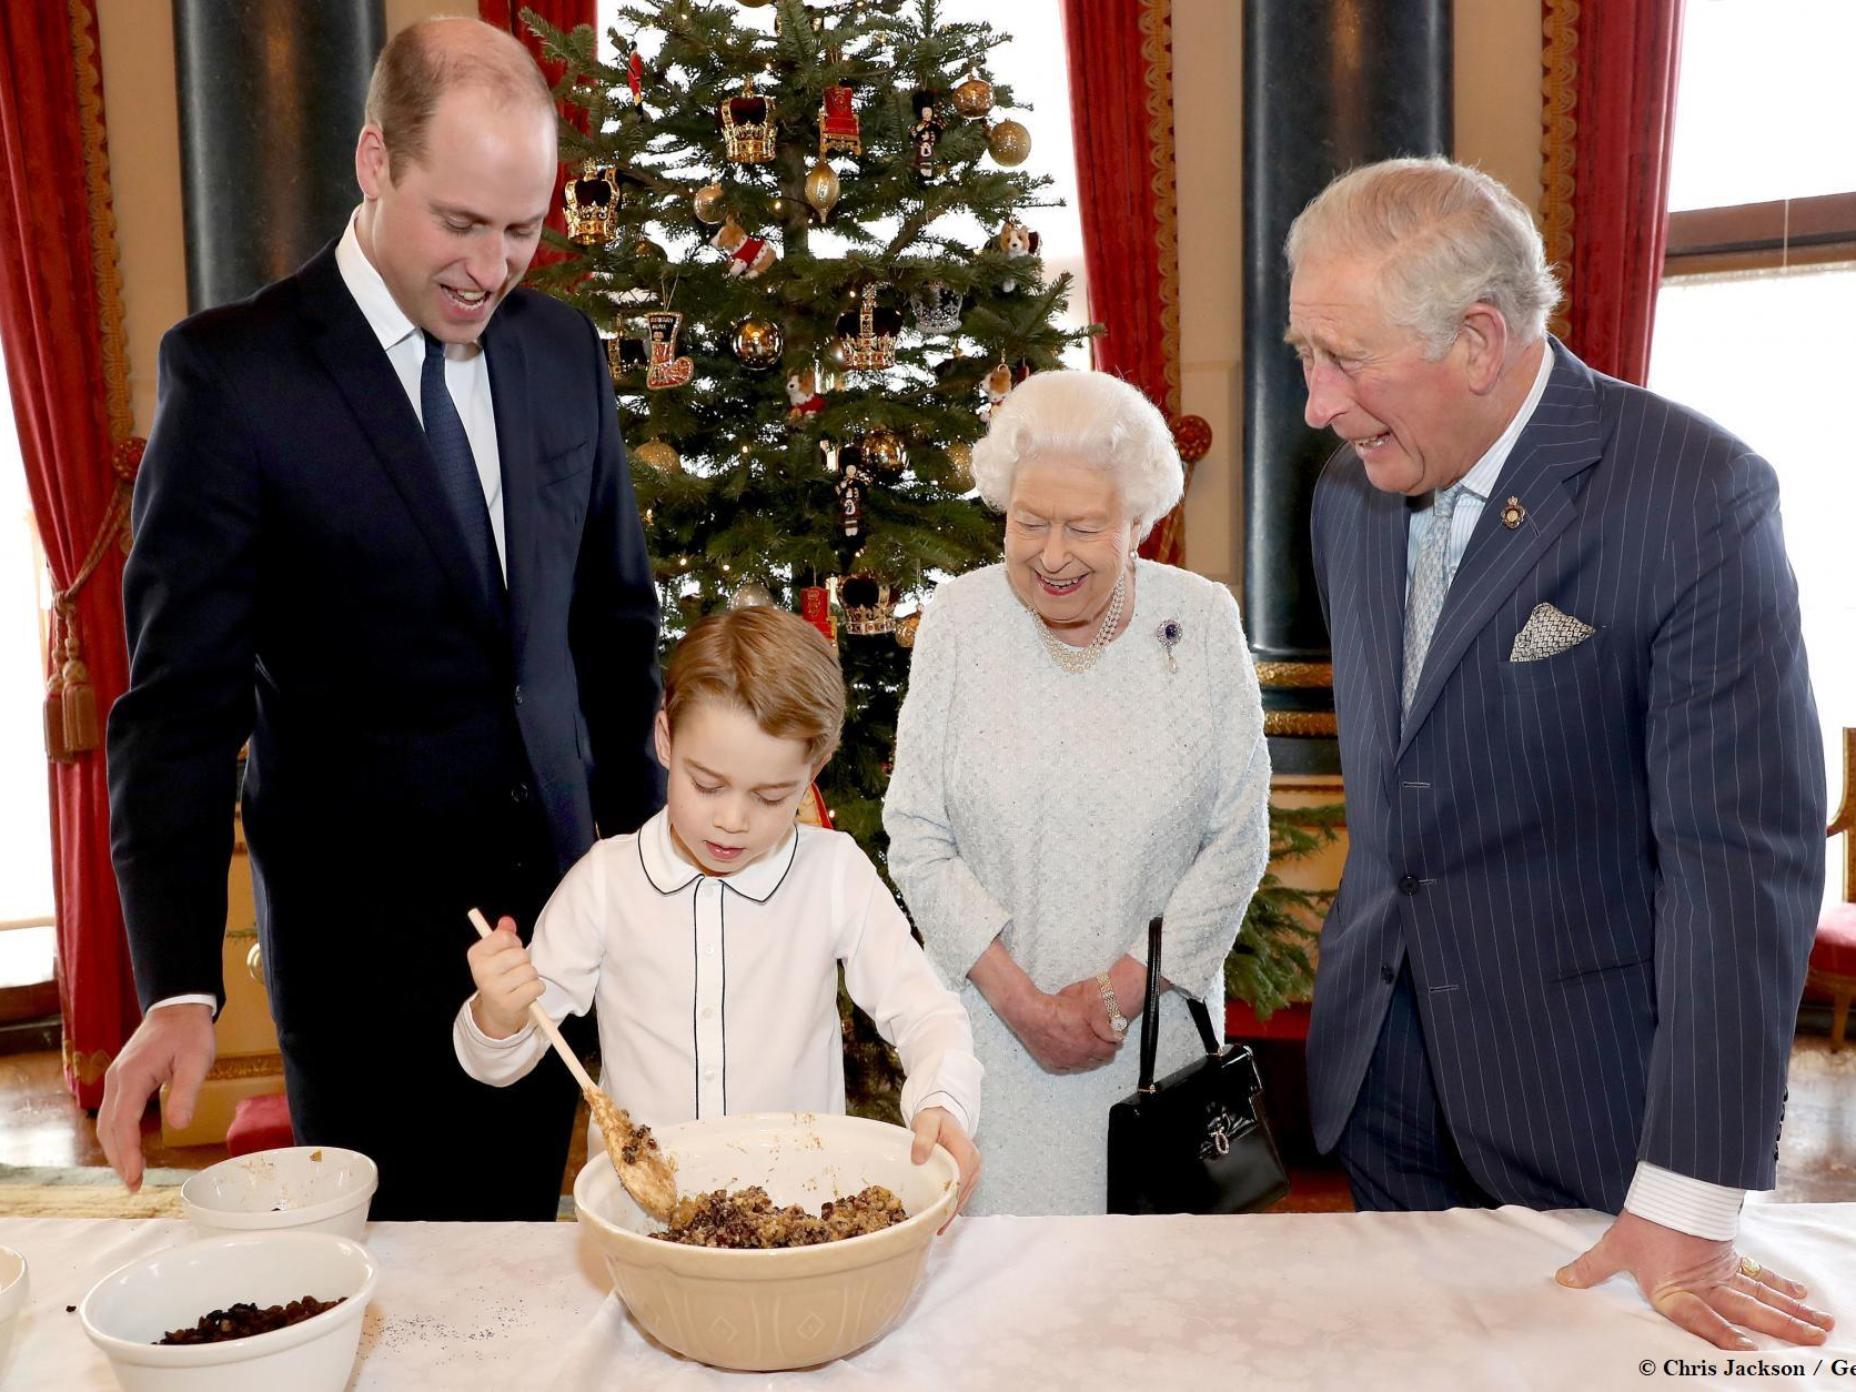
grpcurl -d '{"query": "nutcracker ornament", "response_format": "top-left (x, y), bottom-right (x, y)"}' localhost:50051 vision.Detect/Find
top-left (834, 460), bottom-right (869, 544)
top-left (909, 93), bottom-right (944, 183)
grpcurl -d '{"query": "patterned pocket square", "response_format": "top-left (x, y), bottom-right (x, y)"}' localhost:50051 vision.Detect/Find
top-left (1509, 602), bottom-right (1597, 663)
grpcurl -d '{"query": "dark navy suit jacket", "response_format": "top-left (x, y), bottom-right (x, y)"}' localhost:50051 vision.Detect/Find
top-left (1307, 339), bottom-right (1824, 1209)
top-left (107, 241), bottom-right (664, 1040)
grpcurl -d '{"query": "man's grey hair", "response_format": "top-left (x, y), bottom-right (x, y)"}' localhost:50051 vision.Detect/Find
top-left (970, 370), bottom-right (1183, 540)
top-left (1285, 157), bottom-right (1562, 357)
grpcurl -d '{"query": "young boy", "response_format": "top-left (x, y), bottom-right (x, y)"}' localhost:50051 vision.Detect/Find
top-left (455, 606), bottom-right (982, 1211)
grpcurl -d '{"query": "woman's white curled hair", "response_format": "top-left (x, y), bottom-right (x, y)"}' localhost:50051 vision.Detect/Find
top-left (969, 370), bottom-right (1184, 539)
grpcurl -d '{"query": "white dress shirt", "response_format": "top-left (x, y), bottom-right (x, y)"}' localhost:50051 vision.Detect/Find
top-left (1406, 341), bottom-right (1743, 1242)
top-left (333, 208), bottom-right (507, 576)
top-left (453, 811), bottom-right (982, 1153)
top-left (146, 209), bottom-right (514, 1022)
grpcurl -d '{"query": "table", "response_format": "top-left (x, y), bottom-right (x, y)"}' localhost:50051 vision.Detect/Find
top-left (5, 1203), bottom-right (1855, 1389)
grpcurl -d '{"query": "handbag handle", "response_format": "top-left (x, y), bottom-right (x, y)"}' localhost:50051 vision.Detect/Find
top-left (1135, 917), bottom-right (1225, 1094)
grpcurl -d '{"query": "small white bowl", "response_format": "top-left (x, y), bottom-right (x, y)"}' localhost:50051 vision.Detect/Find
top-left (0, 1245), bottom-right (28, 1381)
top-left (181, 1146), bottom-right (377, 1241)
top-left (80, 1230), bottom-right (376, 1392)
top-left (574, 1112), bottom-right (959, 1371)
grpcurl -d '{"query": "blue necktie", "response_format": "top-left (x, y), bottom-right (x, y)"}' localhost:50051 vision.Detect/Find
top-left (1401, 482), bottom-right (1466, 720)
top-left (420, 332), bottom-right (503, 613)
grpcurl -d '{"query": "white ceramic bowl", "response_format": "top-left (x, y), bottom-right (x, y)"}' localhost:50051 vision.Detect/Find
top-left (0, 1245), bottom-right (27, 1383)
top-left (573, 1111), bottom-right (959, 1372)
top-left (79, 1230), bottom-right (376, 1392)
top-left (181, 1146), bottom-right (377, 1241)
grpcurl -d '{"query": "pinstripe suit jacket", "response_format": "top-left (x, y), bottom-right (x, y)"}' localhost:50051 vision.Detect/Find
top-left (1307, 339), bottom-right (1825, 1209)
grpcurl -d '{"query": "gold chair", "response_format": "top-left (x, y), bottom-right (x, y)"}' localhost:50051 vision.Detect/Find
top-left (1806, 728), bottom-right (1856, 1050)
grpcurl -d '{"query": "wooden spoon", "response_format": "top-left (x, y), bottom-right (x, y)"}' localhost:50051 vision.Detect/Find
top-left (467, 908), bottom-right (678, 1221)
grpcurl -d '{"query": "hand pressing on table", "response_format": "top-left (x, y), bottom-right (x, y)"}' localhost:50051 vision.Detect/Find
top-left (1557, 1211), bottom-right (1835, 1348)
top-left (467, 915), bottom-right (544, 1039)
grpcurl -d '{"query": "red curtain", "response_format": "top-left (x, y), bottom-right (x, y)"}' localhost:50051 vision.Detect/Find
top-left (1060, 0), bottom-right (1190, 565)
top-left (0, 1), bottom-right (142, 1106)
top-left (1541, 0), bottom-right (1686, 385)
top-left (482, 0), bottom-right (597, 269)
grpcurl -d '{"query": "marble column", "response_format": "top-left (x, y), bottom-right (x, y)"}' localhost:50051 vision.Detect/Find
top-left (174, 0), bottom-right (384, 312)
top-left (1241, 0), bottom-right (1452, 774)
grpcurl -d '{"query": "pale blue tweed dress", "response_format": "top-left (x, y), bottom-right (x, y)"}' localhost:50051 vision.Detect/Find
top-left (884, 559), bottom-right (1271, 1215)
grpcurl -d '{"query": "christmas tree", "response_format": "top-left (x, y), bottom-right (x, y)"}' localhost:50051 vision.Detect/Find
top-left (525, 0), bottom-right (1087, 864)
top-left (524, 1), bottom-right (1325, 1111)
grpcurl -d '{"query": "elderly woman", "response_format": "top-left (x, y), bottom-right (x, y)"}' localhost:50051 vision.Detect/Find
top-left (884, 370), bottom-right (1271, 1215)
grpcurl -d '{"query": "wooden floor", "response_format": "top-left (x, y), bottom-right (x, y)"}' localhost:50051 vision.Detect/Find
top-left (3, 1037), bottom-right (1850, 1212)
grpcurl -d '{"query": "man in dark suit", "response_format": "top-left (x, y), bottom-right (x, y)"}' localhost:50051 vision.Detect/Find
top-left (1291, 158), bottom-right (1832, 1347)
top-left (98, 17), bottom-right (663, 1219)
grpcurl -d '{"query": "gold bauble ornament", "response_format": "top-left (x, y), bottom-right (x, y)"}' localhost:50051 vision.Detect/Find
top-left (728, 580), bottom-right (776, 609)
top-left (632, 439), bottom-right (681, 473)
top-left (632, 237), bottom-right (668, 261)
top-left (946, 441), bottom-right (974, 487)
top-left (731, 315), bottom-right (785, 371)
top-left (803, 159), bottom-right (841, 222)
top-left (895, 611), bottom-right (922, 649)
top-left (862, 427), bottom-right (907, 474)
top-left (953, 73), bottom-right (994, 119)
top-left (692, 183), bottom-right (728, 225)
top-left (987, 118), bottom-right (1032, 167)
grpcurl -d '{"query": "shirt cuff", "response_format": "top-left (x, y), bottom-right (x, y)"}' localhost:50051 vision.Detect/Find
top-left (148, 993), bottom-right (219, 1017)
top-left (1623, 1161), bottom-right (1745, 1241)
top-left (456, 993), bottom-right (535, 1050)
top-left (907, 1090), bottom-right (970, 1139)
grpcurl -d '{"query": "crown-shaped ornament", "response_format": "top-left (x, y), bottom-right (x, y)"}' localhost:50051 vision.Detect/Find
top-left (833, 287), bottom-right (903, 371)
top-left (836, 573), bottom-right (897, 636)
top-left (720, 76), bottom-right (777, 164)
top-left (563, 161), bottom-right (621, 246)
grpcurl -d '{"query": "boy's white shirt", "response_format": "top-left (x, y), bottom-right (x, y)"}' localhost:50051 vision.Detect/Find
top-left (453, 809), bottom-right (981, 1148)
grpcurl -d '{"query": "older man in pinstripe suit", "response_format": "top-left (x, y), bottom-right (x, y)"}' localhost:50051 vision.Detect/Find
top-left (1288, 158), bottom-right (1831, 1349)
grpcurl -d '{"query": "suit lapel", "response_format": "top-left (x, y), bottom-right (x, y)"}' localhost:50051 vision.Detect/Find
top-left (297, 246), bottom-right (507, 648)
top-left (1359, 479), bottom-right (1410, 790)
top-left (485, 321), bottom-right (537, 669)
top-left (1396, 342), bottom-right (1606, 757)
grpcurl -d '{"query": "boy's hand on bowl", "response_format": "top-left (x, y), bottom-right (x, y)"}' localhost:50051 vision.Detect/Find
top-left (910, 1106), bottom-right (980, 1230)
top-left (467, 916), bottom-right (544, 1039)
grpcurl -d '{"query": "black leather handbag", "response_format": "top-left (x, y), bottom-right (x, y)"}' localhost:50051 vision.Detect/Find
top-left (1106, 917), bottom-right (1290, 1215)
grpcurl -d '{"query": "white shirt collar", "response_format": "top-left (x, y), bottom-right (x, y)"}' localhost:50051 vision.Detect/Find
top-left (1456, 340), bottom-right (1555, 501)
top-left (636, 808), bottom-right (801, 904)
top-left (334, 207), bottom-right (424, 356)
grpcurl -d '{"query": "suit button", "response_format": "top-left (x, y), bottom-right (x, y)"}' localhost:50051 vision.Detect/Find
top-left (513, 684), bottom-right (524, 706)
top-left (1398, 875), bottom-right (1420, 895)
top-left (1381, 965), bottom-right (1396, 984)
top-left (510, 782), bottom-right (530, 804)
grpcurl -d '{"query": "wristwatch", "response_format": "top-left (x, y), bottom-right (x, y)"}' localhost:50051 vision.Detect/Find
top-left (1095, 971), bottom-right (1129, 1036)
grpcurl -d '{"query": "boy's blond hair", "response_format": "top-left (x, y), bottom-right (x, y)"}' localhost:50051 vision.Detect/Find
top-left (663, 607), bottom-right (845, 766)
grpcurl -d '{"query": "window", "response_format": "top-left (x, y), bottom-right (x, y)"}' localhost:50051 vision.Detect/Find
top-left (1649, 0), bottom-right (1856, 910)
top-left (0, 333), bottom-right (56, 932)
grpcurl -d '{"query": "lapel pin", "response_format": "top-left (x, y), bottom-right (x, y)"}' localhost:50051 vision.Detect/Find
top-left (1500, 496), bottom-right (1526, 529)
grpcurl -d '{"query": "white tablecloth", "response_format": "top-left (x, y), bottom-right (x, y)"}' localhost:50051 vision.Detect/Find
top-left (4, 1204), bottom-right (1855, 1390)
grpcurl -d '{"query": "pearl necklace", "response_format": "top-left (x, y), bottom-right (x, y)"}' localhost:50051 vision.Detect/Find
top-left (1032, 571), bottom-right (1128, 675)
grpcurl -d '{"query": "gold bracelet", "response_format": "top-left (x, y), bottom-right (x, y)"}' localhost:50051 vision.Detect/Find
top-left (1096, 971), bottom-right (1129, 1036)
